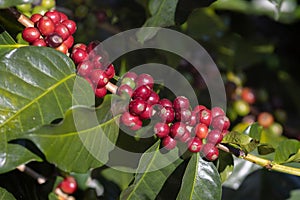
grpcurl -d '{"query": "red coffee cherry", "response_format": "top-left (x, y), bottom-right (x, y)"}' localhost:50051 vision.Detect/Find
top-left (37, 16), bottom-right (55, 36)
top-left (30, 13), bottom-right (42, 24)
top-left (201, 143), bottom-right (219, 161)
top-left (71, 48), bottom-right (88, 64)
top-left (45, 33), bottom-right (63, 48)
top-left (154, 122), bottom-right (170, 138)
top-left (211, 106), bottom-right (225, 118)
top-left (199, 108), bottom-right (212, 126)
top-left (117, 84), bottom-right (134, 97)
top-left (90, 69), bottom-right (109, 88)
top-left (54, 24), bottom-right (70, 41)
top-left (194, 123), bottom-right (208, 139)
top-left (132, 85), bottom-right (152, 100)
top-left (147, 91), bottom-right (160, 105)
top-left (136, 73), bottom-right (154, 88)
top-left (94, 87), bottom-right (107, 98)
top-left (77, 61), bottom-right (93, 77)
top-left (158, 106), bottom-right (175, 123)
top-left (22, 27), bottom-right (41, 43)
top-left (173, 96), bottom-right (190, 111)
top-left (241, 87), bottom-right (256, 104)
top-left (58, 176), bottom-right (77, 194)
top-left (32, 38), bottom-right (47, 46)
top-left (206, 129), bottom-right (223, 145)
top-left (73, 43), bottom-right (87, 51)
top-left (45, 10), bottom-right (61, 24)
top-left (257, 112), bottom-right (274, 128)
top-left (175, 108), bottom-right (192, 122)
top-left (63, 35), bottom-right (74, 49)
top-left (129, 99), bottom-right (147, 116)
top-left (170, 122), bottom-right (187, 139)
top-left (62, 19), bottom-right (77, 35)
top-left (104, 64), bottom-right (115, 79)
top-left (159, 98), bottom-right (173, 108)
top-left (188, 137), bottom-right (203, 153)
top-left (162, 136), bottom-right (177, 150)
top-left (211, 115), bottom-right (230, 131)
top-left (139, 104), bottom-right (153, 120)
top-left (121, 111), bottom-right (142, 131)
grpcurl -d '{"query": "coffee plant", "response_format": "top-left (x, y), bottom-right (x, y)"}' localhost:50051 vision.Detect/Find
top-left (0, 0), bottom-right (300, 199)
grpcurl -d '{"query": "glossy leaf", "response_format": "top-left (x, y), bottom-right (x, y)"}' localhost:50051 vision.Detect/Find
top-left (120, 141), bottom-right (183, 200)
top-left (0, 187), bottom-right (16, 200)
top-left (0, 27), bottom-right (26, 57)
top-left (101, 168), bottom-right (134, 190)
top-left (25, 95), bottom-right (120, 173)
top-left (222, 131), bottom-right (259, 153)
top-left (0, 46), bottom-right (93, 172)
top-left (176, 154), bottom-right (221, 200)
top-left (245, 123), bottom-right (263, 141)
top-left (217, 150), bottom-right (234, 183)
top-left (274, 139), bottom-right (300, 164)
top-left (136, 0), bottom-right (179, 43)
top-left (0, 0), bottom-right (33, 8)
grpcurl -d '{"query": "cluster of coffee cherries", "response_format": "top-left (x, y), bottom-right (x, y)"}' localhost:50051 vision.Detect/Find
top-left (55, 176), bottom-right (77, 200)
top-left (118, 72), bottom-right (230, 161)
top-left (72, 41), bottom-right (115, 98)
top-left (16, 0), bottom-right (55, 17)
top-left (21, 10), bottom-right (76, 54)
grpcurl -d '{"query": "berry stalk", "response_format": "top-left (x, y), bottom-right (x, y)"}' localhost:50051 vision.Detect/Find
top-left (16, 164), bottom-right (47, 184)
top-left (217, 144), bottom-right (300, 176)
top-left (8, 7), bottom-right (34, 27)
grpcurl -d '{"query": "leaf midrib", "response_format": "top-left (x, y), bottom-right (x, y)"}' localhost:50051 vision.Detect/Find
top-left (0, 73), bottom-right (76, 129)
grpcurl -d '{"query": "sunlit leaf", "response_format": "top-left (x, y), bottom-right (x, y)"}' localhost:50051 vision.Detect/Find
top-left (0, 0), bottom-right (33, 8)
top-left (136, 0), bottom-right (179, 43)
top-left (120, 141), bottom-right (183, 200)
top-left (176, 154), bottom-right (221, 200)
top-left (274, 139), bottom-right (300, 164)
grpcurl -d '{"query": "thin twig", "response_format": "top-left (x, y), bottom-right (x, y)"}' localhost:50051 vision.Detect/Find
top-left (17, 164), bottom-right (47, 184)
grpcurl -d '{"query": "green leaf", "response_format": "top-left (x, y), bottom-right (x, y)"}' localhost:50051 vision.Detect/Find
top-left (101, 168), bottom-right (134, 190)
top-left (245, 123), bottom-right (263, 141)
top-left (120, 141), bottom-right (183, 200)
top-left (222, 131), bottom-right (259, 153)
top-left (0, 27), bottom-right (26, 57)
top-left (176, 154), bottom-right (222, 200)
top-left (217, 150), bottom-right (234, 183)
top-left (0, 0), bottom-right (33, 8)
top-left (136, 0), bottom-right (179, 43)
top-left (25, 95), bottom-right (120, 173)
top-left (0, 187), bottom-right (16, 200)
top-left (0, 46), bottom-right (93, 172)
top-left (287, 189), bottom-right (300, 200)
top-left (274, 139), bottom-right (300, 164)
top-left (257, 144), bottom-right (275, 155)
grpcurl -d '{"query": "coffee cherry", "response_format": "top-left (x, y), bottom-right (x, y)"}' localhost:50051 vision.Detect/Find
top-left (241, 87), bottom-right (256, 104)
top-left (180, 131), bottom-right (191, 143)
top-left (147, 91), bottom-right (160, 105)
top-left (211, 115), bottom-right (230, 131)
top-left (94, 87), bottom-right (107, 98)
top-left (45, 10), bottom-right (61, 24)
top-left (45, 33), bottom-right (63, 48)
top-left (158, 106), bottom-right (175, 123)
top-left (159, 98), bottom-right (173, 108)
top-left (170, 122), bottom-right (187, 139)
top-left (175, 108), bottom-right (192, 122)
top-left (86, 40), bottom-right (100, 53)
top-left (90, 69), bottom-right (109, 88)
top-left (58, 176), bottom-right (77, 194)
top-left (162, 136), bottom-right (177, 150)
top-left (132, 85), bottom-right (152, 100)
top-left (62, 20), bottom-right (77, 35)
top-left (139, 104), bottom-right (153, 120)
top-left (22, 27), bottom-right (41, 43)
top-left (63, 35), bottom-right (74, 49)
top-left (129, 99), bottom-right (147, 116)
top-left (257, 112), bottom-right (274, 128)
top-left (206, 129), bottom-right (223, 145)
top-left (117, 84), bottom-right (133, 97)
top-left (73, 43), bottom-right (87, 51)
top-left (59, 12), bottom-right (68, 22)
top-left (37, 16), bottom-right (55, 36)
top-left (193, 105), bottom-right (207, 113)
top-left (154, 122), bottom-right (170, 138)
top-left (41, 0), bottom-right (56, 9)
top-left (55, 43), bottom-right (68, 54)
top-left (104, 64), bottom-right (115, 79)
top-left (121, 111), bottom-right (142, 130)
top-left (188, 137), bottom-right (203, 153)
top-left (211, 106), bottom-right (225, 118)
top-left (188, 111), bottom-right (198, 126)
top-left (199, 108), bottom-right (212, 126)
top-left (201, 143), bottom-right (219, 161)
top-left (194, 123), bottom-right (208, 139)
top-left (123, 72), bottom-right (138, 81)
top-left (54, 24), bottom-right (70, 41)
top-left (173, 96), bottom-right (190, 111)
top-left (32, 38), bottom-right (47, 46)
top-left (77, 61), bottom-right (93, 77)
top-left (233, 100), bottom-right (250, 116)
top-left (136, 73), bottom-right (154, 88)
top-left (30, 13), bottom-right (43, 24)
top-left (71, 48), bottom-right (88, 64)
top-left (121, 77), bottom-right (136, 89)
